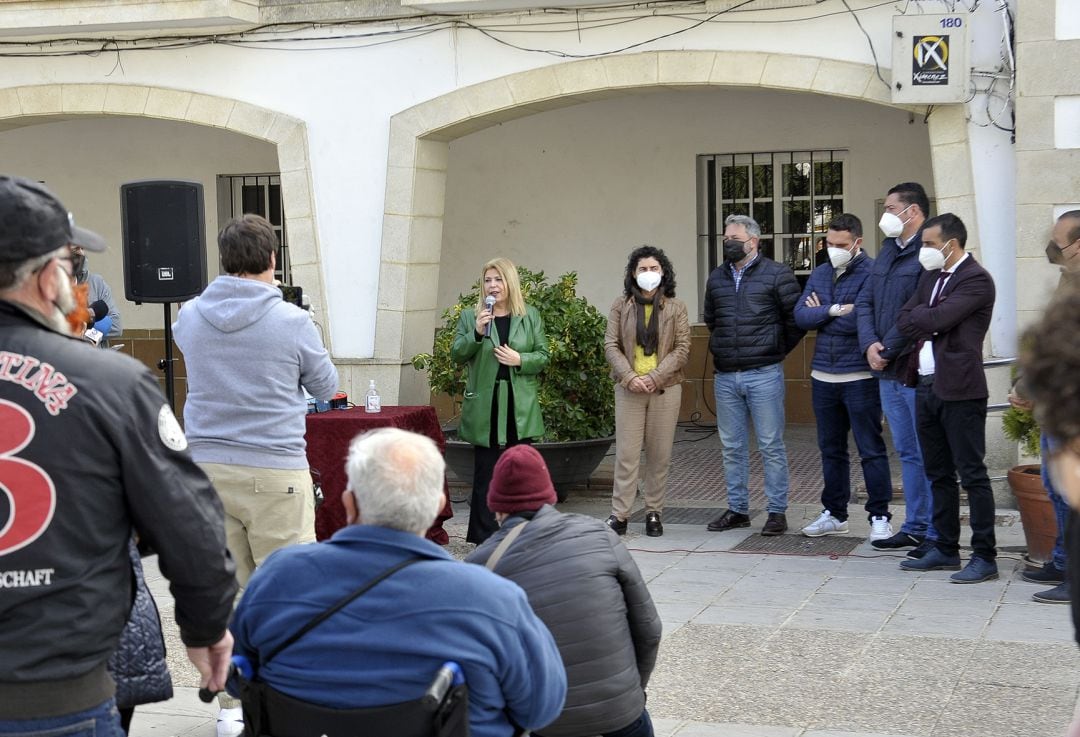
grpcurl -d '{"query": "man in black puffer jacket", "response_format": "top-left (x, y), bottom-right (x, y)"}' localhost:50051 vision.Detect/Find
top-left (467, 445), bottom-right (661, 737)
top-left (703, 214), bottom-right (805, 537)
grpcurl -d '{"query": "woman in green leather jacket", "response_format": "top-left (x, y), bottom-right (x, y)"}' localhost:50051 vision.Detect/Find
top-left (452, 257), bottom-right (549, 543)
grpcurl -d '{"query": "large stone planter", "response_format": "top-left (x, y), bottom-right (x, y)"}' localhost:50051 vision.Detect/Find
top-left (1007, 464), bottom-right (1058, 566)
top-left (444, 434), bottom-right (614, 502)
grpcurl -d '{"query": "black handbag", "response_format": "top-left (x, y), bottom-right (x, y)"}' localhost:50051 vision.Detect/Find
top-left (236, 558), bottom-right (470, 737)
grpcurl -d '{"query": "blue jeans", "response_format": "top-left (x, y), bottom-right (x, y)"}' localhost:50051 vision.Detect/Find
top-left (879, 378), bottom-right (937, 540)
top-left (812, 377), bottom-right (892, 522)
top-left (604, 709), bottom-right (653, 737)
top-left (1041, 434), bottom-right (1069, 571)
top-left (0, 700), bottom-right (124, 737)
top-left (714, 364), bottom-right (789, 514)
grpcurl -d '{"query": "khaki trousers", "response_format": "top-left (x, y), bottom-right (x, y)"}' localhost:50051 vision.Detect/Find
top-left (611, 383), bottom-right (682, 520)
top-left (199, 463), bottom-right (317, 589)
top-left (200, 463), bottom-right (316, 711)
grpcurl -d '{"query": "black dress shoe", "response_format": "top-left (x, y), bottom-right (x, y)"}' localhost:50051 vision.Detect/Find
top-left (871, 531), bottom-right (923, 550)
top-left (907, 539), bottom-right (936, 559)
top-left (645, 512), bottom-right (663, 537)
top-left (707, 509), bottom-right (751, 532)
top-left (605, 515), bottom-right (627, 536)
top-left (761, 512), bottom-right (788, 536)
top-left (1021, 561), bottom-right (1066, 585)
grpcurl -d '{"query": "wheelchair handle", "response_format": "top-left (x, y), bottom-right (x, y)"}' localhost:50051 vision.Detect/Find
top-left (198, 655), bottom-right (254, 704)
top-left (421, 661), bottom-right (463, 710)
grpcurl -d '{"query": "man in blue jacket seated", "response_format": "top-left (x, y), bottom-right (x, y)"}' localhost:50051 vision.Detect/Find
top-left (230, 427), bottom-right (567, 737)
top-left (795, 214), bottom-right (894, 542)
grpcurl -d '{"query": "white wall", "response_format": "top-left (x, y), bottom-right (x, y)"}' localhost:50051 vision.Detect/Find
top-left (0, 117), bottom-right (279, 329)
top-left (441, 87), bottom-right (934, 319)
top-left (0, 0), bottom-right (931, 357)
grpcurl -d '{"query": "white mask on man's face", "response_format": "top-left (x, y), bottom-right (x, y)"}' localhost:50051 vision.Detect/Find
top-left (918, 240), bottom-right (952, 271)
top-left (878, 204), bottom-right (914, 238)
top-left (827, 240), bottom-right (860, 269)
top-left (48, 263), bottom-right (78, 335)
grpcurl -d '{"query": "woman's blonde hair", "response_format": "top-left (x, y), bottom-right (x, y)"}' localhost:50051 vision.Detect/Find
top-left (477, 257), bottom-right (526, 316)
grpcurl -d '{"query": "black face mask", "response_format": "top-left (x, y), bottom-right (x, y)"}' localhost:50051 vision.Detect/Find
top-left (723, 239), bottom-right (748, 263)
top-left (70, 252), bottom-right (87, 277)
top-left (1047, 241), bottom-right (1066, 265)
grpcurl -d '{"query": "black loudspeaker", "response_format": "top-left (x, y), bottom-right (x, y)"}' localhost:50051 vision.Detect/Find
top-left (121, 181), bottom-right (207, 303)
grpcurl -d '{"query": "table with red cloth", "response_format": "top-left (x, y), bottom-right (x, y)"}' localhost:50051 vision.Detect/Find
top-left (305, 405), bottom-right (452, 545)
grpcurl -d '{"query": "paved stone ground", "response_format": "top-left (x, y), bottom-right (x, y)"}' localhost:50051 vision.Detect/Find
top-left (131, 426), bottom-right (1078, 737)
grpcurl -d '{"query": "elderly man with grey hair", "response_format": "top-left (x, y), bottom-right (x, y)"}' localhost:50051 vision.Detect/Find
top-left (703, 214), bottom-right (805, 536)
top-left (229, 427), bottom-right (567, 737)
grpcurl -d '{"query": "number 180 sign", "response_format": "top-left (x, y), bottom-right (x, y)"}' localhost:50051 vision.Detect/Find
top-left (892, 14), bottom-right (969, 104)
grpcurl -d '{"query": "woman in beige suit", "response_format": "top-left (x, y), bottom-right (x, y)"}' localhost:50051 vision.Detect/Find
top-left (604, 246), bottom-right (691, 537)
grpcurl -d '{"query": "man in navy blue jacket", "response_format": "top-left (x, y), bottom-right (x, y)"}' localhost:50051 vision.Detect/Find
top-left (230, 428), bottom-right (567, 737)
top-left (796, 214), bottom-right (894, 541)
top-left (855, 182), bottom-right (938, 558)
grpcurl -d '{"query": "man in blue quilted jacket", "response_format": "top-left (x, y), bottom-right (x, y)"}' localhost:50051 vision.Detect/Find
top-left (795, 214), bottom-right (894, 542)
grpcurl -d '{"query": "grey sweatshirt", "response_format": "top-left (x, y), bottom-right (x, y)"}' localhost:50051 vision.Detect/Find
top-left (174, 276), bottom-right (338, 469)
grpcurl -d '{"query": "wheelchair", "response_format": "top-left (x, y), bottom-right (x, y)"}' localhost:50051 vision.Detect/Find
top-left (204, 657), bottom-right (470, 737)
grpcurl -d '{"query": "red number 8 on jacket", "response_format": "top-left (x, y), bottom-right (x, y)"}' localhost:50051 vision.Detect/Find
top-left (0, 400), bottom-right (56, 556)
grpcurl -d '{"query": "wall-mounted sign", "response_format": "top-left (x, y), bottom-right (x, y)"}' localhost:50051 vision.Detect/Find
top-left (892, 14), bottom-right (969, 104)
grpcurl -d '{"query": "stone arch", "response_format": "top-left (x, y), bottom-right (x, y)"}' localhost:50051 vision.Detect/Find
top-left (381, 50), bottom-right (975, 404)
top-left (0, 83), bottom-right (328, 342)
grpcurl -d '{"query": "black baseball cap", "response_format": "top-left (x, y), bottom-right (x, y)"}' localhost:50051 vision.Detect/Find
top-left (0, 175), bottom-right (105, 263)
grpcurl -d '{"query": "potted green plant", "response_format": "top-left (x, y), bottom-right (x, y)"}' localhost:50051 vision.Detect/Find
top-left (412, 268), bottom-right (615, 499)
top-left (1002, 403), bottom-right (1058, 565)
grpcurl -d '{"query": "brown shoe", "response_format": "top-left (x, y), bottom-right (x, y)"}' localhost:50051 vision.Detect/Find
top-left (761, 512), bottom-right (788, 536)
top-left (707, 509), bottom-right (751, 532)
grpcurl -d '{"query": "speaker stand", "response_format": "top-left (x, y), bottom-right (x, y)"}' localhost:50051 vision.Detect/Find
top-left (157, 303), bottom-right (176, 412)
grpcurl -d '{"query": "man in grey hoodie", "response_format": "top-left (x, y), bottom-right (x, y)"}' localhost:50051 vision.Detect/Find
top-left (173, 213), bottom-right (338, 735)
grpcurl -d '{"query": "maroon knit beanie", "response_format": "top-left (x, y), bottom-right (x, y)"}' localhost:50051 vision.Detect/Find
top-left (487, 444), bottom-right (557, 513)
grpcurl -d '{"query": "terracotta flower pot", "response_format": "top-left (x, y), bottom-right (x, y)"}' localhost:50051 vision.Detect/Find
top-left (1007, 464), bottom-right (1059, 566)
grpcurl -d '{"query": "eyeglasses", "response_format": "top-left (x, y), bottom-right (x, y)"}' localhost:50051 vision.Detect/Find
top-left (54, 255), bottom-right (76, 279)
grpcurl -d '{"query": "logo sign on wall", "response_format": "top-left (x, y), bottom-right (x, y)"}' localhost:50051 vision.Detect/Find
top-left (891, 13), bottom-right (968, 104)
top-left (912, 35), bottom-right (949, 86)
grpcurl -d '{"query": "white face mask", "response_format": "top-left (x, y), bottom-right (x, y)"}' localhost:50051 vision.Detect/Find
top-left (918, 240), bottom-right (952, 271)
top-left (827, 242), bottom-right (858, 269)
top-left (636, 271), bottom-right (662, 292)
top-left (878, 204), bottom-right (914, 238)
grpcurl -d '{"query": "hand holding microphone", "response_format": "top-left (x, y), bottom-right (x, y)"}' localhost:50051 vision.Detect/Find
top-left (482, 295), bottom-right (497, 338)
top-left (83, 300), bottom-right (110, 346)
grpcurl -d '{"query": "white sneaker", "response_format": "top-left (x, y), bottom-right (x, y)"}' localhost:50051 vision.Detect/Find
top-left (802, 510), bottom-right (848, 537)
top-left (870, 516), bottom-right (894, 542)
top-left (217, 707), bottom-right (244, 737)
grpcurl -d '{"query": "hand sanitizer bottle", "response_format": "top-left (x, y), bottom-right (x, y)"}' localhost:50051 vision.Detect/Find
top-left (365, 380), bottom-right (381, 413)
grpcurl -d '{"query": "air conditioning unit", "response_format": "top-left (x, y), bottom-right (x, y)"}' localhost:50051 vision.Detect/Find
top-left (706, 0), bottom-right (819, 9)
top-left (891, 12), bottom-right (971, 104)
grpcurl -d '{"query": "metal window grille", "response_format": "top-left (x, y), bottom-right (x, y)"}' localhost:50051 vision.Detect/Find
top-left (697, 150), bottom-right (847, 277)
top-left (218, 174), bottom-right (291, 284)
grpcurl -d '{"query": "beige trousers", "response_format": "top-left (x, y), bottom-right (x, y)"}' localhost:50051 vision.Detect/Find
top-left (200, 463), bottom-right (316, 710)
top-left (611, 383), bottom-right (682, 520)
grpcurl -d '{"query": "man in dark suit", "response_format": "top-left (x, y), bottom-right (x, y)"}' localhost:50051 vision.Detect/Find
top-left (895, 213), bottom-right (997, 582)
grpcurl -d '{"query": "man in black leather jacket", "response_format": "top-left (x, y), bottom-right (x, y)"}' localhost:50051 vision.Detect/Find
top-left (0, 175), bottom-right (237, 731)
top-left (703, 214), bottom-right (805, 537)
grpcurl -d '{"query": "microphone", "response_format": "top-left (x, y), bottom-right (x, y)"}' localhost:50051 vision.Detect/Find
top-left (83, 300), bottom-right (110, 346)
top-left (88, 300), bottom-right (108, 326)
top-left (483, 295), bottom-right (496, 337)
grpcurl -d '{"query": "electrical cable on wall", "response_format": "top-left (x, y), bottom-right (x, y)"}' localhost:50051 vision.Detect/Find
top-left (0, 0), bottom-right (899, 59)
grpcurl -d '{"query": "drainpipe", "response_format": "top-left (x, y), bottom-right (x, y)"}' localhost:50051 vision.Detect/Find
top-left (966, 0), bottom-right (1017, 359)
